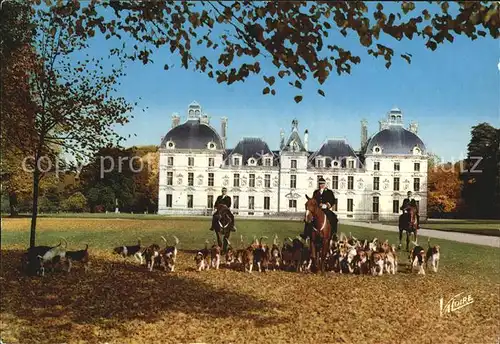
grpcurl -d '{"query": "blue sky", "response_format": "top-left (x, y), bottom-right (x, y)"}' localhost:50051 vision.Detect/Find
top-left (80, 3), bottom-right (499, 163)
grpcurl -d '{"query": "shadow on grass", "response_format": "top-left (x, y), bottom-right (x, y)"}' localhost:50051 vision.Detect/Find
top-left (0, 250), bottom-right (283, 343)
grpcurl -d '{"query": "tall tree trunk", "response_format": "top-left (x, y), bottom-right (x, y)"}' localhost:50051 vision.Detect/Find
top-left (29, 167), bottom-right (41, 248)
top-left (9, 191), bottom-right (19, 217)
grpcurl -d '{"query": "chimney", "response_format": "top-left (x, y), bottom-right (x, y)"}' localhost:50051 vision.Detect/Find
top-left (360, 119), bottom-right (368, 148)
top-left (304, 129), bottom-right (309, 151)
top-left (280, 129), bottom-right (285, 150)
top-left (200, 114), bottom-right (210, 125)
top-left (171, 113), bottom-right (180, 128)
top-left (409, 121), bottom-right (418, 134)
top-left (220, 117), bottom-right (228, 149)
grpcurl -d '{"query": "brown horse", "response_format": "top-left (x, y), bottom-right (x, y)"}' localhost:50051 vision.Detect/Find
top-left (304, 195), bottom-right (331, 275)
top-left (398, 205), bottom-right (418, 251)
top-left (214, 204), bottom-right (234, 253)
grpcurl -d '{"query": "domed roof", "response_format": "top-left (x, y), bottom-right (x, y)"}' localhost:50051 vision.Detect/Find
top-left (161, 119), bottom-right (223, 150)
top-left (365, 126), bottom-right (426, 155)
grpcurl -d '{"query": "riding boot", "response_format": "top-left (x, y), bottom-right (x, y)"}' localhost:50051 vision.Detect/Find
top-left (210, 215), bottom-right (217, 231)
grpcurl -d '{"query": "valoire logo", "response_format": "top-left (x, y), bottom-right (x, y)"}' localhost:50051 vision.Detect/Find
top-left (440, 292), bottom-right (474, 316)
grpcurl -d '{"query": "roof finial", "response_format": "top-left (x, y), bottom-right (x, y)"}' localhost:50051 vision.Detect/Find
top-left (292, 119), bottom-right (298, 131)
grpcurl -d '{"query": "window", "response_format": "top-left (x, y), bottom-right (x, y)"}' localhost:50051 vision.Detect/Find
top-left (414, 162), bottom-right (420, 172)
top-left (291, 159), bottom-right (297, 169)
top-left (290, 175), bottom-right (297, 189)
top-left (394, 162), bottom-right (400, 171)
top-left (188, 157), bottom-right (194, 166)
top-left (332, 198), bottom-right (338, 211)
top-left (167, 157), bottom-right (174, 166)
top-left (187, 195), bottom-right (193, 208)
top-left (208, 173), bottom-right (214, 187)
top-left (188, 173), bottom-right (194, 186)
top-left (332, 176), bottom-right (338, 189)
top-left (207, 195), bottom-right (214, 208)
top-left (413, 178), bottom-right (420, 192)
top-left (248, 196), bottom-right (255, 215)
top-left (167, 172), bottom-right (173, 186)
top-left (234, 158), bottom-right (240, 166)
top-left (393, 177), bottom-right (400, 191)
top-left (374, 161), bottom-right (380, 171)
top-left (347, 199), bottom-right (353, 212)
top-left (166, 194), bottom-right (172, 208)
top-left (289, 200), bottom-right (297, 208)
top-left (317, 159), bottom-right (324, 168)
top-left (264, 158), bottom-right (271, 167)
top-left (348, 176), bottom-right (354, 190)
top-left (208, 158), bottom-right (214, 167)
top-left (264, 196), bottom-right (270, 210)
top-left (233, 196), bottom-right (239, 209)
top-left (234, 173), bottom-right (240, 187)
top-left (373, 177), bottom-right (380, 191)
top-left (348, 160), bottom-right (355, 169)
top-left (249, 174), bottom-right (255, 187)
top-left (393, 200), bottom-right (400, 214)
top-left (373, 196), bottom-right (379, 213)
top-left (264, 174), bottom-right (271, 188)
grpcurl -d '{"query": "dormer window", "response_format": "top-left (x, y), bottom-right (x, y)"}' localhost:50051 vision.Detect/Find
top-left (316, 159), bottom-right (324, 168)
top-left (264, 158), bottom-right (271, 167)
top-left (248, 158), bottom-right (257, 166)
top-left (233, 157), bottom-right (240, 166)
top-left (348, 160), bottom-right (355, 169)
top-left (207, 141), bottom-right (217, 150)
top-left (166, 140), bottom-right (175, 149)
top-left (373, 145), bottom-right (382, 154)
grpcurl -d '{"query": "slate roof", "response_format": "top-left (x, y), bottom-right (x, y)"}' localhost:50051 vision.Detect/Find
top-left (161, 119), bottom-right (223, 150)
top-left (365, 126), bottom-right (426, 155)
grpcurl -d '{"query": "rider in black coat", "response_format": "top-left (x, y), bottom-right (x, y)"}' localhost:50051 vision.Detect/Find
top-left (300, 177), bottom-right (338, 240)
top-left (400, 191), bottom-right (419, 228)
top-left (210, 187), bottom-right (235, 232)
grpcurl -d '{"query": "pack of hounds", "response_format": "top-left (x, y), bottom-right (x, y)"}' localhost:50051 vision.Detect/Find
top-left (195, 233), bottom-right (440, 275)
top-left (21, 233), bottom-right (440, 277)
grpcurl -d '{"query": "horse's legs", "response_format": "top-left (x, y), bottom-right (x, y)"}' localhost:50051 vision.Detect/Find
top-left (310, 233), bottom-right (317, 272)
top-left (406, 231), bottom-right (410, 252)
top-left (222, 232), bottom-right (229, 253)
top-left (215, 231), bottom-right (222, 248)
top-left (320, 234), bottom-right (329, 275)
top-left (398, 227), bottom-right (403, 249)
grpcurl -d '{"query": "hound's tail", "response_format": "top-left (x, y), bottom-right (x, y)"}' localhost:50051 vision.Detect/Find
top-left (427, 236), bottom-right (431, 249)
top-left (84, 244), bottom-right (89, 251)
top-left (172, 235), bottom-right (179, 246)
top-left (161, 236), bottom-right (167, 243)
top-left (137, 238), bottom-right (142, 246)
top-left (259, 236), bottom-right (268, 246)
top-left (273, 234), bottom-right (278, 246)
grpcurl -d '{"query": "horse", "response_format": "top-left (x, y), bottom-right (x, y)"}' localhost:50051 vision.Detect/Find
top-left (213, 204), bottom-right (234, 253)
top-left (398, 205), bottom-right (418, 251)
top-left (304, 195), bottom-right (332, 275)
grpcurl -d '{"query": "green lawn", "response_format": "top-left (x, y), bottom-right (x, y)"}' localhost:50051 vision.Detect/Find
top-left (1, 216), bottom-right (499, 344)
top-left (382, 218), bottom-right (500, 237)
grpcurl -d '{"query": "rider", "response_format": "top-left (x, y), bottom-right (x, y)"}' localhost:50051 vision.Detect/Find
top-left (400, 191), bottom-right (419, 227)
top-left (300, 177), bottom-right (338, 240)
top-left (209, 187), bottom-right (235, 232)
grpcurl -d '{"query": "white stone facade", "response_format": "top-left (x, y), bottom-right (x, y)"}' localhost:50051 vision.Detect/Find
top-left (158, 102), bottom-right (428, 221)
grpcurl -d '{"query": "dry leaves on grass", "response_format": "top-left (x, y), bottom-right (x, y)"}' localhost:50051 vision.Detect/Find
top-left (1, 248), bottom-right (499, 344)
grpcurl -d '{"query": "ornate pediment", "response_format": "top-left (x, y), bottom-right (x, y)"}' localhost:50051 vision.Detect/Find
top-left (247, 187), bottom-right (256, 193)
top-left (185, 186), bottom-right (196, 192)
top-left (231, 187), bottom-right (241, 193)
top-left (206, 187), bottom-right (216, 192)
top-left (285, 191), bottom-right (302, 199)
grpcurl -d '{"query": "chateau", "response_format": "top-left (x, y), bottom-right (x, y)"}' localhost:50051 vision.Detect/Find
top-left (158, 101), bottom-right (428, 221)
